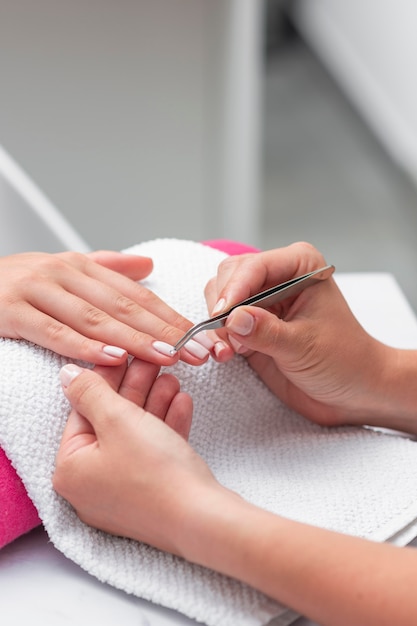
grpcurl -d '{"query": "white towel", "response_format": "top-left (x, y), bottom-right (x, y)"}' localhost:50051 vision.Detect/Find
top-left (2, 238), bottom-right (417, 626)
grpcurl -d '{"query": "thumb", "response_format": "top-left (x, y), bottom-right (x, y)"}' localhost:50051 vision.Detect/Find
top-left (225, 306), bottom-right (295, 357)
top-left (59, 364), bottom-right (132, 437)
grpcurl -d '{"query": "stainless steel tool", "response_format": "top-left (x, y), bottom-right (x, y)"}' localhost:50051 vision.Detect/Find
top-left (172, 264), bottom-right (335, 353)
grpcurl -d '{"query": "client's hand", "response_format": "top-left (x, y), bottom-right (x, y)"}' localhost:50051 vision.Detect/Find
top-left (0, 251), bottom-right (213, 366)
top-left (205, 241), bottom-right (400, 429)
top-left (53, 360), bottom-right (219, 555)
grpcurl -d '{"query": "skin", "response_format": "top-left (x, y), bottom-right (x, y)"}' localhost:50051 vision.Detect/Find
top-left (0, 250), bottom-right (227, 366)
top-left (53, 241), bottom-right (417, 626)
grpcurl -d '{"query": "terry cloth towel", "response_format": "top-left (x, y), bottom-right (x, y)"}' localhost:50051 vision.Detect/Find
top-left (0, 238), bottom-right (256, 550)
top-left (2, 239), bottom-right (417, 626)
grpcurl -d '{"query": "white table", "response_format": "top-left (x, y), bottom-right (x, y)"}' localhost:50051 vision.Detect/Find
top-left (2, 271), bottom-right (417, 626)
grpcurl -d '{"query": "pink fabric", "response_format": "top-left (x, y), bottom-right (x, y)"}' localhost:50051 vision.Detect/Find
top-left (0, 447), bottom-right (41, 548)
top-left (202, 239), bottom-right (260, 256)
top-left (0, 239), bottom-right (259, 549)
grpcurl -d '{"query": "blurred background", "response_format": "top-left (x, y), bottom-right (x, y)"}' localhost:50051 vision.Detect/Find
top-left (1, 0), bottom-right (417, 310)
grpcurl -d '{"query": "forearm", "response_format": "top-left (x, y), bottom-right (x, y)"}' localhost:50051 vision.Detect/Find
top-left (181, 489), bottom-right (417, 626)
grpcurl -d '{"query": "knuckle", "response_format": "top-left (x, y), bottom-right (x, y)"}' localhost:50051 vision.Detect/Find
top-left (290, 241), bottom-right (326, 265)
top-left (154, 322), bottom-right (179, 344)
top-left (58, 251), bottom-right (85, 267)
top-left (218, 255), bottom-right (239, 274)
top-left (169, 311), bottom-right (190, 332)
top-left (81, 305), bottom-right (108, 329)
top-left (113, 295), bottom-right (138, 319)
top-left (44, 320), bottom-right (67, 343)
top-left (37, 254), bottom-right (68, 275)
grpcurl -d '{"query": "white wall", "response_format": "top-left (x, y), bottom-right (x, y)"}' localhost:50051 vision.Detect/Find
top-left (0, 0), bottom-right (263, 251)
top-left (294, 0), bottom-right (417, 185)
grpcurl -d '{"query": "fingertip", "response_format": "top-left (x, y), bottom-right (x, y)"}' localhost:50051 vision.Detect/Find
top-left (60, 364), bottom-right (85, 388)
top-left (102, 345), bottom-right (128, 360)
top-left (213, 341), bottom-right (234, 362)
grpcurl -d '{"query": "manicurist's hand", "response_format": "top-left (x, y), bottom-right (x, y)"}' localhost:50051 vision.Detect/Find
top-left (206, 242), bottom-right (417, 431)
top-left (0, 251), bottom-right (213, 366)
top-left (53, 359), bottom-right (222, 553)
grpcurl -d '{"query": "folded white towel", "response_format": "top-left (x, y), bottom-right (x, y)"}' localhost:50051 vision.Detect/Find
top-left (2, 239), bottom-right (417, 626)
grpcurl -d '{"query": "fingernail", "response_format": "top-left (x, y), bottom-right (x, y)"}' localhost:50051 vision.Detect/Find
top-left (152, 341), bottom-right (176, 357)
top-left (227, 310), bottom-right (254, 336)
top-left (194, 331), bottom-right (215, 351)
top-left (60, 364), bottom-right (84, 387)
top-left (229, 337), bottom-right (247, 354)
top-left (184, 339), bottom-right (210, 360)
top-left (211, 298), bottom-right (227, 316)
top-left (102, 345), bottom-right (127, 358)
top-left (214, 341), bottom-right (229, 359)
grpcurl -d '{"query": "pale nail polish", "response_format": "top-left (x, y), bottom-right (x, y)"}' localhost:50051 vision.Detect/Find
top-left (194, 332), bottom-right (215, 351)
top-left (60, 364), bottom-right (84, 387)
top-left (103, 345), bottom-right (127, 358)
top-left (152, 341), bottom-right (176, 357)
top-left (184, 339), bottom-right (210, 360)
top-left (211, 298), bottom-right (227, 316)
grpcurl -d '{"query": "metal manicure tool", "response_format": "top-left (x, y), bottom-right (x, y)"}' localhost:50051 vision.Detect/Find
top-left (172, 264), bottom-right (335, 353)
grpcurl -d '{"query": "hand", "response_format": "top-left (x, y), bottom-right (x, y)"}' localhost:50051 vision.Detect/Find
top-left (54, 357), bottom-right (417, 626)
top-left (0, 251), bottom-right (213, 366)
top-left (205, 242), bottom-right (396, 427)
top-left (53, 359), bottom-right (219, 554)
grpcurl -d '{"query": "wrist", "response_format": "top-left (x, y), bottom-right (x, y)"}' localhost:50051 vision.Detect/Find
top-left (175, 483), bottom-right (253, 572)
top-left (345, 343), bottom-right (417, 434)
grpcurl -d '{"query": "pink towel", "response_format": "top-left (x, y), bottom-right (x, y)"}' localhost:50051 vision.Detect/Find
top-left (0, 448), bottom-right (41, 548)
top-left (0, 239), bottom-right (258, 548)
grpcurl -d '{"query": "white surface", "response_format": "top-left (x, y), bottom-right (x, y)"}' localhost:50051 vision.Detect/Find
top-left (2, 269), bottom-right (417, 626)
top-left (0, 528), bottom-right (196, 626)
top-left (293, 0), bottom-right (417, 184)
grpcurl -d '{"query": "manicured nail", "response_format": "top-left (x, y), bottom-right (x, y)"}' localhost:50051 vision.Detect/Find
top-left (214, 341), bottom-right (229, 359)
top-left (152, 341), bottom-right (176, 357)
top-left (194, 331), bottom-right (215, 351)
top-left (211, 298), bottom-right (227, 316)
top-left (226, 309), bottom-right (254, 336)
top-left (60, 364), bottom-right (84, 387)
top-left (102, 345), bottom-right (127, 358)
top-left (184, 339), bottom-right (210, 360)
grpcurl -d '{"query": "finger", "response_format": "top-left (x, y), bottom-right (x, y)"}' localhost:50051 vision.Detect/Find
top-left (93, 361), bottom-right (129, 391)
top-left (57, 363), bottom-right (118, 459)
top-left (58, 408), bottom-right (96, 457)
top-left (143, 373), bottom-right (182, 420)
top-left (25, 284), bottom-right (187, 365)
top-left (117, 359), bottom-right (161, 407)
top-left (59, 365), bottom-right (138, 437)
top-left (47, 270), bottom-right (212, 366)
top-left (164, 392), bottom-right (193, 440)
top-left (7, 303), bottom-right (131, 365)
top-left (86, 251), bottom-right (153, 281)
top-left (207, 242), bottom-right (327, 315)
top-left (225, 305), bottom-right (296, 357)
top-left (60, 252), bottom-right (192, 332)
